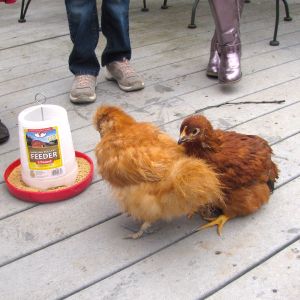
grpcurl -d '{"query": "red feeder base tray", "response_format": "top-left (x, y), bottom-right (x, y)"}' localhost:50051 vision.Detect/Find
top-left (4, 151), bottom-right (94, 203)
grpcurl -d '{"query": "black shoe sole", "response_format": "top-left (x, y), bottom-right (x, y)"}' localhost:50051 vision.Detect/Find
top-left (0, 135), bottom-right (9, 144)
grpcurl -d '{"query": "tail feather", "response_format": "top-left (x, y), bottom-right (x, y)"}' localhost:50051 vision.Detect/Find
top-left (267, 180), bottom-right (275, 193)
top-left (268, 161), bottom-right (279, 193)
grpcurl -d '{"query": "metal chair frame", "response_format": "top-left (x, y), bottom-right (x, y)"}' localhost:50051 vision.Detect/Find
top-left (18, 0), bottom-right (292, 46)
top-left (269, 0), bottom-right (292, 45)
top-left (18, 0), bottom-right (32, 23)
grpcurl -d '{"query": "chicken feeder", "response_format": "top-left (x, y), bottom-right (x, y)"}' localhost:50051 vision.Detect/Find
top-left (4, 101), bottom-right (93, 202)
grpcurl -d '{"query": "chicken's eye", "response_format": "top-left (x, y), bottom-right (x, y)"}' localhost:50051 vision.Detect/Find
top-left (192, 128), bottom-right (200, 136)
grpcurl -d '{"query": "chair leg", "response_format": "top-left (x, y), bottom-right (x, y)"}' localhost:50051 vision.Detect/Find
top-left (18, 0), bottom-right (32, 23)
top-left (188, 0), bottom-right (201, 28)
top-left (141, 0), bottom-right (149, 12)
top-left (282, 0), bottom-right (292, 21)
top-left (161, 0), bottom-right (168, 9)
top-left (270, 0), bottom-right (280, 46)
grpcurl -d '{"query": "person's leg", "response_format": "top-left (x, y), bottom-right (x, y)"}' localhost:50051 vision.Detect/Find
top-left (101, 0), bottom-right (144, 91)
top-left (0, 120), bottom-right (9, 144)
top-left (208, 0), bottom-right (244, 84)
top-left (65, 0), bottom-right (100, 76)
top-left (101, 0), bottom-right (131, 66)
top-left (65, 0), bottom-right (100, 103)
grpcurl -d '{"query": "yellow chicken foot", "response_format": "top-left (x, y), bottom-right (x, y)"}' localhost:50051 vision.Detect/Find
top-left (124, 222), bottom-right (151, 239)
top-left (195, 215), bottom-right (230, 236)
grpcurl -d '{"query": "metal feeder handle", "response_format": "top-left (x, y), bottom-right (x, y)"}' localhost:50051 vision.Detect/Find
top-left (34, 93), bottom-right (47, 121)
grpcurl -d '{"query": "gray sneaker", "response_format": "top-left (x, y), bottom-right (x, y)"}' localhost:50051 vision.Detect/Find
top-left (70, 75), bottom-right (97, 103)
top-left (105, 58), bottom-right (145, 92)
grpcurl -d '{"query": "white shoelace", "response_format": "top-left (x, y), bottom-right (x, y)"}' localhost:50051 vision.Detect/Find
top-left (76, 75), bottom-right (95, 88)
top-left (115, 59), bottom-right (137, 78)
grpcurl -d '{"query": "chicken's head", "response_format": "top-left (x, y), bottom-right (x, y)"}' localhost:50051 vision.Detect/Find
top-left (178, 115), bottom-right (214, 149)
top-left (93, 105), bottom-right (135, 137)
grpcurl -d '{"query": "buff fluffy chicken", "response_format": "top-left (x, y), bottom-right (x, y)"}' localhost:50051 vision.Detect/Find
top-left (178, 115), bottom-right (279, 235)
top-left (94, 106), bottom-right (223, 239)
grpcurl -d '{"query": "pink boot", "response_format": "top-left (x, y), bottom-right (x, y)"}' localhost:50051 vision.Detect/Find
top-left (208, 0), bottom-right (244, 84)
top-left (206, 31), bottom-right (219, 78)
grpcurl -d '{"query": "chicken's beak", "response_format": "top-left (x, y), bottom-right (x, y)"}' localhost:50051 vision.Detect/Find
top-left (178, 126), bottom-right (189, 145)
top-left (178, 132), bottom-right (189, 145)
top-left (178, 136), bottom-right (188, 145)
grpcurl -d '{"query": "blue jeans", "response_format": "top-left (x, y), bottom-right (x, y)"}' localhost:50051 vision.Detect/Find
top-left (65, 0), bottom-right (131, 76)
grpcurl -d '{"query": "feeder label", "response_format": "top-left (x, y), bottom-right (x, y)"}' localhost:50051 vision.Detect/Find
top-left (24, 127), bottom-right (64, 178)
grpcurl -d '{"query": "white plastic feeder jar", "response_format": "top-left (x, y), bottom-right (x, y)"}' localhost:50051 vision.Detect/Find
top-left (18, 104), bottom-right (78, 190)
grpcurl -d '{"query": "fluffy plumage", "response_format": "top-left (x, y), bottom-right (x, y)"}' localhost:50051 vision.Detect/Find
top-left (94, 106), bottom-right (223, 238)
top-left (178, 115), bottom-right (279, 235)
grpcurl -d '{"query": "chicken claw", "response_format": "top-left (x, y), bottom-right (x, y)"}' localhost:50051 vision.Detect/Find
top-left (195, 215), bottom-right (230, 236)
top-left (124, 222), bottom-right (151, 240)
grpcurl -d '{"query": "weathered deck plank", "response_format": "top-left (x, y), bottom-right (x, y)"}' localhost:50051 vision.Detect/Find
top-left (208, 240), bottom-right (300, 300)
top-left (1, 0), bottom-right (294, 49)
top-left (0, 214), bottom-right (203, 300)
top-left (1, 39), bottom-right (300, 161)
top-left (2, 30), bottom-right (300, 118)
top-left (66, 178), bottom-right (300, 300)
top-left (1, 10), bottom-right (299, 87)
top-left (1, 176), bottom-right (294, 300)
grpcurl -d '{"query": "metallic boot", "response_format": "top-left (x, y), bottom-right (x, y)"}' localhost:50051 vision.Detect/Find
top-left (208, 0), bottom-right (244, 84)
top-left (206, 31), bottom-right (219, 78)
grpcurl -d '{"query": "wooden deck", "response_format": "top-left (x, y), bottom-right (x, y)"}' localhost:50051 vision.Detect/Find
top-left (0, 0), bottom-right (300, 299)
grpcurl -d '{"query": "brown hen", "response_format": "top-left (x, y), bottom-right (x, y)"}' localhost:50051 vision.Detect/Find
top-left (94, 106), bottom-right (223, 239)
top-left (178, 115), bottom-right (279, 235)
